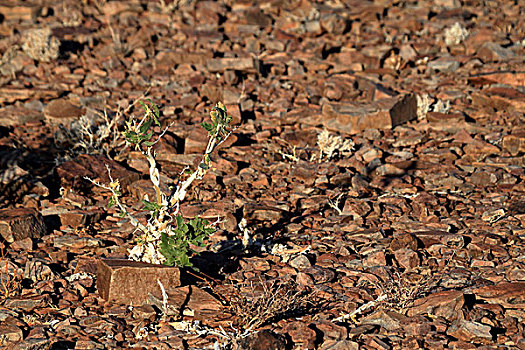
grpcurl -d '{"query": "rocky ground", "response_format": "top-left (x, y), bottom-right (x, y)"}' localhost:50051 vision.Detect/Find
top-left (0, 0), bottom-right (524, 349)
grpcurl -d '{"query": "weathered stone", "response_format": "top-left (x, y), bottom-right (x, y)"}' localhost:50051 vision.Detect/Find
top-left (447, 319), bottom-right (492, 343)
top-left (238, 330), bottom-right (288, 350)
top-left (285, 321), bottom-right (317, 349)
top-left (306, 94), bottom-right (417, 134)
top-left (206, 57), bottom-right (258, 73)
top-left (407, 290), bottom-right (464, 319)
top-left (502, 134), bottom-right (525, 156)
top-left (24, 259), bottom-right (55, 282)
top-left (321, 340), bottom-right (359, 350)
top-left (55, 154), bottom-right (140, 191)
top-left (97, 259), bottom-right (181, 305)
top-left (289, 254), bottom-right (312, 270)
top-left (149, 285), bottom-right (222, 321)
top-left (362, 310), bottom-right (408, 331)
top-left (471, 282), bottom-right (525, 308)
top-left (0, 4), bottom-right (41, 21)
top-left (0, 208), bottom-right (46, 243)
top-left (4, 294), bottom-right (50, 312)
top-left (44, 98), bottom-right (85, 125)
top-left (477, 42), bottom-right (515, 62)
top-left (0, 324), bottom-right (23, 345)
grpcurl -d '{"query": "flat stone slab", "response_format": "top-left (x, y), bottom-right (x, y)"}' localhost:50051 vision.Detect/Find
top-left (0, 208), bottom-right (46, 243)
top-left (97, 259), bottom-right (181, 305)
top-left (303, 94), bottom-right (417, 134)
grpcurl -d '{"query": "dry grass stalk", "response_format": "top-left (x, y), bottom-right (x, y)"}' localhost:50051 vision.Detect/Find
top-left (223, 276), bottom-right (315, 332)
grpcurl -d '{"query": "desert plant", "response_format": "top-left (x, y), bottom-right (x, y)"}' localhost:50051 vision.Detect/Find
top-left (88, 100), bottom-right (234, 268)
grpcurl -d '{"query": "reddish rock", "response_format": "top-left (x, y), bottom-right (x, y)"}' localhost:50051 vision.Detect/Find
top-left (0, 208), bottom-right (46, 243)
top-left (44, 98), bottom-right (86, 125)
top-left (471, 282), bottom-right (525, 308)
top-left (447, 319), bottom-right (492, 343)
top-left (407, 290), bottom-right (464, 319)
top-left (305, 94), bottom-right (417, 134)
top-left (97, 259), bottom-right (181, 305)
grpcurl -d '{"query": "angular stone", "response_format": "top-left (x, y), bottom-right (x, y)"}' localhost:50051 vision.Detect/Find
top-left (4, 294), bottom-right (50, 312)
top-left (502, 133), bottom-right (525, 156)
top-left (308, 94), bottom-right (417, 134)
top-left (0, 324), bottom-right (23, 345)
top-left (0, 4), bottom-right (41, 21)
top-left (362, 310), bottom-right (408, 331)
top-left (55, 154), bottom-right (140, 191)
top-left (393, 248), bottom-right (420, 270)
top-left (285, 321), bottom-right (317, 349)
top-left (407, 290), bottom-right (464, 319)
top-left (447, 319), bottom-right (492, 343)
top-left (289, 255), bottom-right (312, 270)
top-left (471, 282), bottom-right (525, 308)
top-left (97, 259), bottom-right (181, 305)
top-left (149, 285), bottom-right (222, 321)
top-left (321, 340), bottom-right (359, 350)
top-left (0, 208), bottom-right (46, 243)
top-left (24, 259), bottom-right (55, 282)
top-left (206, 57), bottom-right (258, 73)
top-left (477, 42), bottom-right (515, 62)
top-left (238, 330), bottom-right (287, 350)
top-left (44, 98), bottom-right (85, 125)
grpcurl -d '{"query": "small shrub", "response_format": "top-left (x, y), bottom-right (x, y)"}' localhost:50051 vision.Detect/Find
top-left (88, 100), bottom-right (234, 268)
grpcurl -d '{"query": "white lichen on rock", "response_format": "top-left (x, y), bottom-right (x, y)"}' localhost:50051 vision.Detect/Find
top-left (417, 94), bottom-right (451, 119)
top-left (22, 27), bottom-right (60, 62)
top-left (444, 22), bottom-right (469, 46)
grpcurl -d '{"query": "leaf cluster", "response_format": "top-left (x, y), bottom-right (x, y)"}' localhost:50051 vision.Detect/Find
top-left (200, 102), bottom-right (232, 142)
top-left (159, 216), bottom-right (215, 268)
top-left (124, 99), bottom-right (161, 150)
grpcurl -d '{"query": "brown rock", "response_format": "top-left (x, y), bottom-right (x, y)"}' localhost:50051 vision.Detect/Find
top-left (150, 285), bottom-right (222, 321)
top-left (207, 57), bottom-right (258, 73)
top-left (286, 321), bottom-right (317, 349)
top-left (390, 234), bottom-right (418, 251)
top-left (97, 259), bottom-right (181, 305)
top-left (471, 282), bottom-right (525, 308)
top-left (502, 134), bottom-right (525, 156)
top-left (407, 290), bottom-right (464, 319)
top-left (0, 208), bottom-right (46, 243)
top-left (307, 94), bottom-right (417, 134)
top-left (0, 87), bottom-right (59, 104)
top-left (0, 324), bottom-right (23, 345)
top-left (44, 98), bottom-right (85, 125)
top-left (321, 340), bottom-right (359, 350)
top-left (55, 154), bottom-right (140, 191)
top-left (393, 248), bottom-right (420, 270)
top-left (0, 4), bottom-right (41, 21)
top-left (362, 309), bottom-right (408, 331)
top-left (447, 319), bottom-right (492, 343)
top-left (238, 330), bottom-right (288, 350)
top-left (477, 42), bottom-right (516, 62)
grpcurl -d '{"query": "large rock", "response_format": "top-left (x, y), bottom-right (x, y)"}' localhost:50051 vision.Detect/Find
top-left (407, 290), bottom-right (464, 319)
top-left (97, 259), bottom-right (181, 305)
top-left (304, 94), bottom-right (417, 134)
top-left (0, 208), bottom-right (46, 243)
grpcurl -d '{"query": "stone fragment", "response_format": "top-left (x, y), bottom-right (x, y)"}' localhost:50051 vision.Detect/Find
top-left (471, 282), bottom-right (525, 308)
top-left (0, 208), bottom-right (46, 243)
top-left (308, 94), bottom-right (417, 134)
top-left (55, 154), bottom-right (140, 191)
top-left (0, 324), bottom-right (23, 345)
top-left (362, 310), bottom-right (408, 331)
top-left (447, 319), bottom-right (492, 343)
top-left (289, 255), bottom-right (312, 270)
top-left (502, 133), bottom-right (525, 156)
top-left (149, 285), bottom-right (222, 321)
top-left (206, 57), bottom-right (258, 72)
top-left (407, 290), bottom-right (464, 319)
top-left (44, 98), bottom-right (85, 125)
top-left (4, 294), bottom-right (49, 312)
top-left (24, 259), bottom-right (55, 282)
top-left (321, 340), bottom-right (359, 350)
top-left (428, 56), bottom-right (460, 72)
top-left (97, 259), bottom-right (181, 305)
top-left (12, 337), bottom-right (50, 350)
top-left (393, 248), bottom-right (420, 270)
top-left (390, 234), bottom-right (418, 251)
top-left (238, 330), bottom-right (287, 350)
top-left (0, 4), bottom-right (41, 21)
top-left (285, 321), bottom-right (317, 349)
top-left (0, 87), bottom-right (59, 104)
top-left (477, 42), bottom-right (515, 62)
